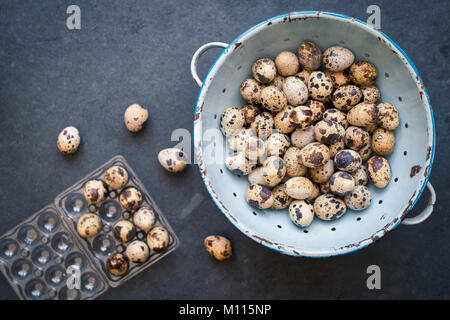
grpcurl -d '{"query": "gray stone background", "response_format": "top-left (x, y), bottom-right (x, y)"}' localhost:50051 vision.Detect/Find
top-left (0, 0), bottom-right (448, 299)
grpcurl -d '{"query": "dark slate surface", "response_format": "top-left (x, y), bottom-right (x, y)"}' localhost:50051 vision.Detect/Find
top-left (0, 0), bottom-right (448, 300)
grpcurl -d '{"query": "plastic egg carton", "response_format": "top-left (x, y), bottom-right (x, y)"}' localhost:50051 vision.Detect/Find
top-left (0, 155), bottom-right (179, 299)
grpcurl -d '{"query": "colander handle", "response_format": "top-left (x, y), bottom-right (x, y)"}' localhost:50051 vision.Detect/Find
top-left (191, 42), bottom-right (229, 87)
top-left (402, 182), bottom-right (436, 225)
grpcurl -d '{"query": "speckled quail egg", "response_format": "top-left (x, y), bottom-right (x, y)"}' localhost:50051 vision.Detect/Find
top-left (320, 181), bottom-right (331, 194)
top-left (283, 177), bottom-right (314, 200)
top-left (305, 100), bottom-right (325, 122)
top-left (133, 207), bottom-right (156, 231)
top-left (360, 86), bottom-right (381, 104)
top-left (252, 58), bottom-right (277, 83)
top-left (83, 179), bottom-right (107, 204)
top-left (299, 143), bottom-right (331, 168)
top-left (329, 171), bottom-right (355, 196)
top-left (359, 140), bottom-right (373, 161)
top-left (248, 167), bottom-right (269, 187)
top-left (291, 125), bottom-right (315, 149)
top-left (323, 108), bottom-right (348, 129)
top-left (297, 41), bottom-right (322, 71)
top-left (244, 136), bottom-right (266, 162)
top-left (377, 102), bottom-right (400, 130)
top-left (347, 102), bottom-right (379, 127)
top-left (308, 159), bottom-right (334, 184)
top-left (351, 165), bottom-right (369, 186)
top-left (283, 147), bottom-right (307, 177)
top-left (322, 46), bottom-right (355, 72)
top-left (344, 126), bottom-right (370, 151)
top-left (349, 61), bottom-right (378, 86)
top-left (308, 71), bottom-right (333, 101)
top-left (367, 156), bottom-right (391, 188)
top-left (275, 51), bottom-right (299, 76)
top-left (260, 86), bottom-right (288, 112)
top-left (324, 69), bottom-right (351, 89)
top-left (296, 69), bottom-right (311, 85)
top-left (282, 76), bottom-right (309, 106)
top-left (107, 253), bottom-right (129, 276)
top-left (314, 120), bottom-right (345, 145)
top-left (225, 151), bottom-right (255, 175)
top-left (113, 220), bottom-right (136, 243)
top-left (266, 132), bottom-right (290, 157)
top-left (307, 182), bottom-right (320, 201)
top-left (314, 194), bottom-right (347, 221)
top-left (227, 128), bottom-right (255, 151)
top-left (274, 106), bottom-right (296, 134)
top-left (371, 128), bottom-right (395, 156)
top-left (250, 112), bottom-right (274, 139)
top-left (289, 105), bottom-right (313, 129)
top-left (246, 184), bottom-right (274, 209)
top-left (125, 240), bottom-right (150, 263)
top-left (204, 235), bottom-right (232, 261)
top-left (271, 184), bottom-right (293, 209)
top-left (329, 139), bottom-right (345, 158)
top-left (220, 107), bottom-right (245, 136)
top-left (262, 156), bottom-right (286, 187)
top-left (345, 185), bottom-right (372, 211)
top-left (119, 187), bottom-right (142, 211)
top-left (289, 200), bottom-right (315, 227)
top-left (124, 104), bottom-right (149, 132)
top-left (240, 79), bottom-right (263, 105)
top-left (105, 166), bottom-right (129, 190)
top-left (147, 226), bottom-right (169, 252)
top-left (331, 85), bottom-right (362, 111)
top-left (158, 148), bottom-right (188, 173)
top-left (270, 75), bottom-right (285, 90)
top-left (76, 213), bottom-right (102, 238)
top-left (334, 149), bottom-right (362, 172)
top-left (241, 104), bottom-right (262, 126)
top-left (57, 126), bottom-right (80, 154)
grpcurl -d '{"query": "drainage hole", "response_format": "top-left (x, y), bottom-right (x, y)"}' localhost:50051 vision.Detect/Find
top-left (219, 169), bottom-right (223, 174)
top-left (303, 230), bottom-right (308, 233)
top-left (357, 217), bottom-right (362, 221)
top-left (331, 227), bottom-right (336, 231)
top-left (277, 225), bottom-right (282, 229)
top-left (405, 123), bottom-right (409, 128)
top-left (252, 211), bottom-right (257, 216)
top-left (378, 200), bottom-right (383, 204)
top-left (403, 151), bottom-right (407, 156)
top-left (394, 177), bottom-right (398, 182)
top-left (233, 192), bottom-right (237, 197)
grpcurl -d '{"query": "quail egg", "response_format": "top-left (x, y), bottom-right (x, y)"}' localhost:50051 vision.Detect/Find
top-left (271, 184), bottom-right (293, 209)
top-left (119, 187), bottom-right (142, 211)
top-left (240, 79), bottom-right (263, 105)
top-left (220, 107), bottom-right (245, 136)
top-left (113, 220), bottom-right (136, 243)
top-left (275, 51), bottom-right (299, 76)
top-left (124, 104), bottom-right (149, 132)
top-left (329, 171), bottom-right (355, 196)
top-left (204, 235), bottom-right (232, 261)
top-left (282, 76), bottom-right (309, 106)
top-left (308, 71), bottom-right (333, 101)
top-left (299, 142), bottom-right (331, 168)
top-left (147, 226), bottom-right (169, 252)
top-left (349, 61), bottom-right (378, 86)
top-left (322, 46), bottom-right (355, 72)
top-left (107, 253), bottom-right (129, 276)
top-left (76, 213), bottom-right (102, 239)
top-left (105, 166), bottom-right (129, 190)
top-left (314, 194), bottom-right (347, 221)
top-left (283, 177), bottom-right (314, 200)
top-left (246, 184), bottom-right (274, 209)
top-left (297, 41), bottom-right (322, 71)
top-left (371, 128), bottom-right (395, 156)
top-left (83, 180), bottom-right (107, 204)
top-left (125, 240), bottom-right (150, 263)
top-left (252, 58), bottom-right (277, 83)
top-left (344, 185), bottom-right (372, 211)
top-left (133, 207), bottom-right (156, 231)
top-left (334, 149), bottom-right (362, 172)
top-left (289, 200), bottom-right (315, 228)
top-left (57, 126), bottom-right (81, 154)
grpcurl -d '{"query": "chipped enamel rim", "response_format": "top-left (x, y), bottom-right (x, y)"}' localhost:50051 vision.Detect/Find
top-left (193, 11), bottom-right (436, 257)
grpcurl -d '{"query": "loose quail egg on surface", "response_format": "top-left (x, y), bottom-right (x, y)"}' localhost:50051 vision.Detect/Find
top-left (124, 104), bottom-right (149, 132)
top-left (241, 104), bottom-right (262, 126)
top-left (274, 106), bottom-right (296, 134)
top-left (133, 207), bottom-right (156, 231)
top-left (220, 107), bottom-right (245, 136)
top-left (324, 69), bottom-right (351, 89)
top-left (349, 61), bottom-right (378, 86)
top-left (377, 102), bottom-right (400, 130)
top-left (289, 200), bottom-right (315, 227)
top-left (250, 112), bottom-right (274, 139)
top-left (334, 149), bottom-right (362, 172)
top-left (323, 109), bottom-right (348, 129)
top-left (77, 213), bottom-right (102, 238)
top-left (371, 128), bottom-right (395, 156)
top-left (314, 194), bottom-right (347, 221)
top-left (275, 51), bottom-right (299, 76)
top-left (252, 58), bottom-right (277, 83)
top-left (282, 76), bottom-right (309, 106)
top-left (329, 171), bottom-right (355, 196)
top-left (158, 148), bottom-right (188, 173)
top-left (299, 142), bottom-right (331, 168)
top-left (360, 86), bottom-right (381, 104)
top-left (57, 126), bottom-right (80, 154)
top-left (351, 165), bottom-right (369, 186)
top-left (266, 132), bottom-right (290, 156)
top-left (240, 79), bottom-right (263, 105)
top-left (105, 166), bottom-right (129, 190)
top-left (125, 240), bottom-right (150, 263)
top-left (344, 126), bottom-right (370, 151)
top-left (271, 184), bottom-right (293, 210)
top-left (289, 105), bottom-right (313, 129)
top-left (367, 156), bottom-right (391, 188)
top-left (83, 180), bottom-right (107, 204)
top-left (248, 167), bottom-right (269, 187)
top-left (204, 235), bottom-right (232, 261)
top-left (297, 41), bottom-right (322, 71)
top-left (283, 177), bottom-right (314, 200)
top-left (322, 46), bottom-right (355, 72)
top-left (147, 226), bottom-right (169, 252)
top-left (262, 156), bottom-right (286, 187)
top-left (308, 159), bottom-right (334, 184)
top-left (225, 151), bottom-right (255, 175)
top-left (246, 184), bottom-right (274, 209)
top-left (283, 147), bottom-right (307, 177)
top-left (113, 220), bottom-right (136, 243)
top-left (314, 120), bottom-right (345, 145)
top-left (107, 253), bottom-right (129, 276)
top-left (308, 71), bottom-right (333, 101)
top-left (260, 86), bottom-right (288, 112)
top-left (331, 85), bottom-right (362, 111)
top-left (291, 125), bottom-right (315, 149)
top-left (345, 185), bottom-right (372, 211)
top-left (119, 187), bottom-right (143, 211)
top-left (347, 102), bottom-right (379, 127)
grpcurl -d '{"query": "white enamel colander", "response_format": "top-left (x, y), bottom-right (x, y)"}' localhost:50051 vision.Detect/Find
top-left (190, 11), bottom-right (436, 257)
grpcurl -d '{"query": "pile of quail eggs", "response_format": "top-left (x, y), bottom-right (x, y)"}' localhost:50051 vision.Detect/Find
top-left (221, 41), bottom-right (399, 228)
